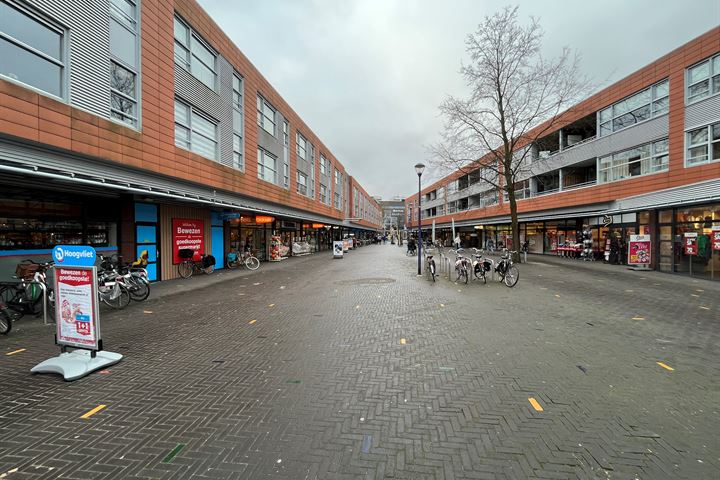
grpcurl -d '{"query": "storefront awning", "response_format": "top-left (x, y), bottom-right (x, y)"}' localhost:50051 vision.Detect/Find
top-left (0, 138), bottom-right (370, 228)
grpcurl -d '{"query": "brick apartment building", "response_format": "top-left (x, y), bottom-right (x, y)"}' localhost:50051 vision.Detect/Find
top-left (407, 28), bottom-right (720, 281)
top-left (0, 0), bottom-right (381, 281)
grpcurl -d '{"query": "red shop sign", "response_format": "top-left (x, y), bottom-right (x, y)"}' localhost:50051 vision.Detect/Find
top-left (684, 232), bottom-right (698, 256)
top-left (172, 218), bottom-right (204, 264)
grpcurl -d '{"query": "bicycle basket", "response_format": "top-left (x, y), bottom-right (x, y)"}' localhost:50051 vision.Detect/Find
top-left (15, 263), bottom-right (40, 280)
top-left (178, 248), bottom-right (195, 259)
top-left (201, 255), bottom-right (216, 268)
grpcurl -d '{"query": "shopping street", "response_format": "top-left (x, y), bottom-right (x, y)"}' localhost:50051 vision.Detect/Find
top-left (1, 244), bottom-right (718, 479)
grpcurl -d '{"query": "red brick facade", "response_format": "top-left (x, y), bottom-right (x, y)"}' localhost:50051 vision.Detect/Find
top-left (406, 28), bottom-right (720, 227)
top-left (0, 0), bottom-right (379, 229)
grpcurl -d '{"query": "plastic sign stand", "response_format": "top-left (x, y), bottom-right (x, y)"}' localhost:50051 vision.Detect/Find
top-left (32, 245), bottom-right (123, 381)
top-left (627, 234), bottom-right (652, 271)
top-left (31, 351), bottom-right (122, 381)
top-left (333, 241), bottom-right (344, 259)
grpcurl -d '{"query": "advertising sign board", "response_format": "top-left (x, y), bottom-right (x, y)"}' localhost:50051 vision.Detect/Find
top-left (712, 226), bottom-right (720, 252)
top-left (684, 232), bottom-right (698, 255)
top-left (627, 235), bottom-right (651, 266)
top-left (333, 241), bottom-right (344, 258)
top-left (172, 218), bottom-right (204, 264)
top-left (342, 239), bottom-right (349, 252)
top-left (55, 266), bottom-right (100, 350)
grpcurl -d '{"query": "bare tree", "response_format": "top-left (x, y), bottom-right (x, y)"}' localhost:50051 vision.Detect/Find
top-left (431, 6), bottom-right (590, 259)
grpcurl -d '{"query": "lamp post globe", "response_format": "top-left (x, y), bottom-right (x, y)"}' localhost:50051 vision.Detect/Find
top-left (414, 163), bottom-right (425, 275)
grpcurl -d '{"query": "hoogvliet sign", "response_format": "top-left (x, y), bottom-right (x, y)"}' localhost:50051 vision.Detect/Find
top-left (55, 267), bottom-right (100, 350)
top-left (172, 218), bottom-right (204, 263)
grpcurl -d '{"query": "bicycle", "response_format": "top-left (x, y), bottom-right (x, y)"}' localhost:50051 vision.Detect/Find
top-left (424, 248), bottom-right (437, 282)
top-left (450, 249), bottom-right (470, 284)
top-left (0, 259), bottom-right (55, 323)
top-left (495, 249), bottom-right (520, 287)
top-left (227, 250), bottom-right (260, 270)
top-left (99, 254), bottom-right (151, 302)
top-left (1, 297), bottom-right (13, 334)
top-left (470, 248), bottom-right (493, 284)
top-left (177, 249), bottom-right (216, 279)
top-left (96, 269), bottom-right (131, 309)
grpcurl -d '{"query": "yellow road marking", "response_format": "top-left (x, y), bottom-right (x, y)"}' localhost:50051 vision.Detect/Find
top-left (632, 316), bottom-right (645, 321)
top-left (554, 294), bottom-right (561, 298)
top-left (5, 349), bottom-right (26, 356)
top-left (696, 289), bottom-right (704, 292)
top-left (248, 319), bottom-right (257, 325)
top-left (439, 304), bottom-right (445, 307)
top-left (625, 289), bottom-right (634, 293)
top-left (143, 310), bottom-right (153, 314)
top-left (690, 294), bottom-right (699, 297)
top-left (656, 362), bottom-right (674, 371)
top-left (356, 305), bottom-right (360, 309)
top-left (268, 304), bottom-right (275, 308)
top-left (528, 397), bottom-right (543, 412)
top-left (80, 404), bottom-right (106, 419)
top-left (400, 338), bottom-right (406, 345)
top-left (699, 306), bottom-right (710, 310)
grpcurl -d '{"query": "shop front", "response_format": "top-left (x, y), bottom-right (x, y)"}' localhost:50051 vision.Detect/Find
top-left (226, 215), bottom-right (272, 262)
top-left (0, 186), bottom-right (121, 282)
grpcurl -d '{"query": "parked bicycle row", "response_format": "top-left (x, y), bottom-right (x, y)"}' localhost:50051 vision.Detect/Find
top-left (420, 247), bottom-right (520, 287)
top-left (0, 253), bottom-right (153, 335)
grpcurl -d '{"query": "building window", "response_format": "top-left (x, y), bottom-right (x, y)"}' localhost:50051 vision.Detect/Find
top-left (108, 0), bottom-right (138, 127)
top-left (687, 54), bottom-right (720, 104)
top-left (296, 171), bottom-right (307, 195)
top-left (257, 95), bottom-right (276, 136)
top-left (109, 61), bottom-right (137, 126)
top-left (0, 0), bottom-right (65, 98)
top-left (257, 148), bottom-right (277, 184)
top-left (598, 79), bottom-right (669, 136)
top-left (282, 120), bottom-right (289, 188)
top-left (320, 155), bottom-right (327, 175)
top-left (174, 99), bottom-right (218, 160)
top-left (334, 192), bottom-right (341, 210)
top-left (174, 15), bottom-right (216, 90)
top-left (598, 138), bottom-right (669, 183)
top-left (296, 132), bottom-right (307, 160)
top-left (686, 122), bottom-right (720, 166)
top-left (320, 184), bottom-right (328, 204)
top-left (233, 133), bottom-right (243, 170)
top-left (232, 73), bottom-right (244, 170)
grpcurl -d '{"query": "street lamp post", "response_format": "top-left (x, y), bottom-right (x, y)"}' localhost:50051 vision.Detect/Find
top-left (414, 163), bottom-right (425, 275)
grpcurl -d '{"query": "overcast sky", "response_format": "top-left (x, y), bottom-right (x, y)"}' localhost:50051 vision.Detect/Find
top-left (198, 0), bottom-right (719, 199)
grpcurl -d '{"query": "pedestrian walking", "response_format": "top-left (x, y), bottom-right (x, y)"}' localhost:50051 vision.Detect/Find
top-left (454, 234), bottom-right (461, 250)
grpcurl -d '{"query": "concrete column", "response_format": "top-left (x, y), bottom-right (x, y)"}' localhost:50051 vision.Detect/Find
top-left (558, 169), bottom-right (564, 191)
top-left (559, 129), bottom-right (564, 152)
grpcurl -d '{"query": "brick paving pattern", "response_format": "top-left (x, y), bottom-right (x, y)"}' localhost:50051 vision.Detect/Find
top-left (1, 245), bottom-right (718, 479)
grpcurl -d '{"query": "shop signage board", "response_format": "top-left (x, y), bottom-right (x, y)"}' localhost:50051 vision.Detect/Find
top-left (712, 226), bottom-right (720, 251)
top-left (684, 232), bottom-right (698, 255)
top-left (52, 245), bottom-right (97, 267)
top-left (172, 218), bottom-right (204, 264)
top-left (627, 235), bottom-right (651, 266)
top-left (32, 245), bottom-right (123, 381)
top-left (55, 266), bottom-right (100, 350)
top-left (342, 239), bottom-right (349, 252)
top-left (255, 215), bottom-right (275, 224)
top-left (333, 241), bottom-right (344, 258)
top-left (221, 212), bottom-right (241, 220)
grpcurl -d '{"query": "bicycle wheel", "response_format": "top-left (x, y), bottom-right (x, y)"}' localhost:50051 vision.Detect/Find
top-left (463, 268), bottom-right (468, 284)
top-left (178, 261), bottom-right (193, 279)
top-left (0, 305), bottom-right (11, 334)
top-left (203, 265), bottom-right (215, 275)
top-left (244, 255), bottom-right (260, 270)
top-left (0, 285), bottom-right (25, 320)
top-left (128, 276), bottom-right (150, 301)
top-left (503, 265), bottom-right (519, 288)
top-left (227, 259), bottom-right (240, 269)
top-left (102, 284), bottom-right (131, 309)
top-left (429, 262), bottom-right (436, 282)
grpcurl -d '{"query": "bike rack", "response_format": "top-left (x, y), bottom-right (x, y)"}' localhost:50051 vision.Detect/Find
top-left (3, 280), bottom-right (51, 325)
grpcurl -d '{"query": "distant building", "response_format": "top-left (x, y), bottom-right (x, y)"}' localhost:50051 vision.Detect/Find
top-left (379, 198), bottom-right (406, 232)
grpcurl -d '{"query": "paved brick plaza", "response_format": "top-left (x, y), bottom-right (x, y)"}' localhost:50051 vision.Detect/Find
top-left (1, 245), bottom-right (718, 479)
